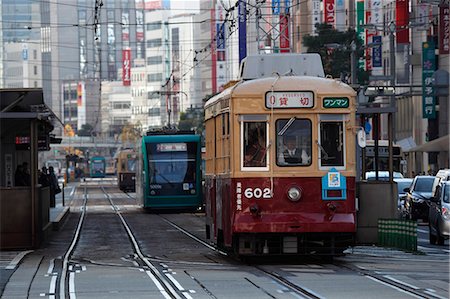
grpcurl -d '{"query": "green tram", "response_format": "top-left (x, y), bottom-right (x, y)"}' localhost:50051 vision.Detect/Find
top-left (90, 156), bottom-right (106, 178)
top-left (136, 130), bottom-right (202, 210)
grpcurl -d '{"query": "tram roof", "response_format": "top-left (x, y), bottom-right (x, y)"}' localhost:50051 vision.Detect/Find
top-left (205, 76), bottom-right (355, 108)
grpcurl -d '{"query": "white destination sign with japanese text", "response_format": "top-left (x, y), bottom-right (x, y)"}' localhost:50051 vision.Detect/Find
top-left (265, 91), bottom-right (314, 108)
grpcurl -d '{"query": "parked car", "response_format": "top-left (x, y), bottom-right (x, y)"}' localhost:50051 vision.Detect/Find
top-left (428, 181), bottom-right (450, 245)
top-left (403, 176), bottom-right (436, 221)
top-left (365, 171), bottom-right (404, 181)
top-left (431, 169), bottom-right (450, 197)
top-left (394, 178), bottom-right (413, 216)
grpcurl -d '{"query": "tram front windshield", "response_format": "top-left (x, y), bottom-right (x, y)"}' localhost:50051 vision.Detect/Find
top-left (92, 161), bottom-right (104, 172)
top-left (146, 142), bottom-right (197, 196)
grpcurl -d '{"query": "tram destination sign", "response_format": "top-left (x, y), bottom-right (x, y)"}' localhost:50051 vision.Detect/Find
top-left (323, 97), bottom-right (349, 108)
top-left (265, 91), bottom-right (314, 108)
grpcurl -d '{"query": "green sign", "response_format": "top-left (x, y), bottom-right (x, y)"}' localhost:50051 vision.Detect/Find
top-left (422, 41), bottom-right (436, 119)
top-left (323, 97), bottom-right (349, 108)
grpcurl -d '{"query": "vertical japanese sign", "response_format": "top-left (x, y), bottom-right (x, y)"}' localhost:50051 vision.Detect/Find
top-left (371, 0), bottom-right (382, 75)
top-left (439, 3), bottom-right (450, 54)
top-left (216, 4), bottom-right (227, 91)
top-left (279, 14), bottom-right (290, 53)
top-left (324, 0), bottom-right (335, 25)
top-left (422, 41), bottom-right (436, 119)
top-left (396, 0), bottom-right (409, 44)
top-left (77, 82), bottom-right (86, 130)
top-left (372, 36), bottom-right (382, 68)
top-left (238, 0), bottom-right (247, 63)
top-left (311, 0), bottom-right (321, 35)
top-left (365, 0), bottom-right (373, 71)
top-left (335, 0), bottom-right (345, 31)
top-left (356, 1), bottom-right (365, 68)
top-left (272, 0), bottom-right (280, 15)
top-left (122, 49), bottom-right (131, 86)
top-left (211, 7), bottom-right (217, 93)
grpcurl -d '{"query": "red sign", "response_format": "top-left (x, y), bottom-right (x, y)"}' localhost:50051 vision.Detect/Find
top-left (440, 3), bottom-right (450, 54)
top-left (279, 14), bottom-right (290, 53)
top-left (324, 0), bottom-right (335, 25)
top-left (122, 49), bottom-right (131, 86)
top-left (396, 0), bottom-right (409, 43)
top-left (77, 82), bottom-right (83, 107)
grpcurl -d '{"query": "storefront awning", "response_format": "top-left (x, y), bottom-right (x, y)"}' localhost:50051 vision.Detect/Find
top-left (407, 134), bottom-right (449, 152)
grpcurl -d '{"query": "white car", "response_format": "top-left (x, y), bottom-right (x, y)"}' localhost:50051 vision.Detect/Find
top-left (365, 171), bottom-right (404, 181)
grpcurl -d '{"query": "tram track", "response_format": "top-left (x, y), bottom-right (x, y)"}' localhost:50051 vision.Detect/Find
top-left (158, 214), bottom-right (433, 299)
top-left (57, 184), bottom-right (187, 299)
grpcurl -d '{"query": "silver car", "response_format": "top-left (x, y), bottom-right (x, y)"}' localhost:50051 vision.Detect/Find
top-left (428, 181), bottom-right (450, 245)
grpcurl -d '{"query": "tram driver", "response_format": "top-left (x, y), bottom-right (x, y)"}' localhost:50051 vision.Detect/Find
top-left (279, 136), bottom-right (310, 165)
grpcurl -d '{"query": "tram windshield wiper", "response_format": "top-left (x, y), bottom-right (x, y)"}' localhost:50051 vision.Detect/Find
top-left (153, 168), bottom-right (174, 186)
top-left (278, 117), bottom-right (296, 136)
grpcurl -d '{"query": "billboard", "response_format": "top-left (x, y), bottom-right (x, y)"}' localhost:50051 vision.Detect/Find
top-left (238, 0), bottom-right (247, 63)
top-left (396, 0), bottom-right (409, 43)
top-left (279, 14), bottom-right (290, 53)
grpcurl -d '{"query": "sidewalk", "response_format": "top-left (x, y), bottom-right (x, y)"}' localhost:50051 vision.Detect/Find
top-left (50, 181), bottom-right (77, 230)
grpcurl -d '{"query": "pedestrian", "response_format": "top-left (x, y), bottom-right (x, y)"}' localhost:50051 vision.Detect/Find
top-left (22, 162), bottom-right (31, 186)
top-left (14, 165), bottom-right (25, 186)
top-left (39, 166), bottom-right (50, 187)
top-left (48, 166), bottom-right (59, 207)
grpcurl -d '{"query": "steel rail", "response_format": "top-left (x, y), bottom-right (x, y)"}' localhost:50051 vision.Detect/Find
top-left (59, 185), bottom-right (87, 299)
top-left (158, 215), bottom-right (322, 299)
top-left (101, 187), bottom-right (183, 299)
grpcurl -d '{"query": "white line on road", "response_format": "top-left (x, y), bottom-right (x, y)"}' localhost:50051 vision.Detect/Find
top-left (69, 272), bottom-right (76, 299)
top-left (417, 228), bottom-right (428, 234)
top-left (166, 273), bottom-right (185, 291)
top-left (365, 276), bottom-right (423, 298)
top-left (5, 250), bottom-right (33, 270)
top-left (145, 271), bottom-right (172, 299)
top-left (49, 275), bottom-right (57, 297)
top-left (424, 289), bottom-right (448, 299)
top-left (47, 259), bottom-right (55, 274)
top-left (383, 275), bottom-right (419, 290)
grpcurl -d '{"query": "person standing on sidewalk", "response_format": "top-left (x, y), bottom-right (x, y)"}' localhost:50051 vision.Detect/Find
top-left (48, 166), bottom-right (59, 207)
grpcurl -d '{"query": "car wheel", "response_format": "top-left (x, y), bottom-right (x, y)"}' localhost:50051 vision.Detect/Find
top-left (429, 224), bottom-right (437, 245)
top-left (436, 226), bottom-right (445, 246)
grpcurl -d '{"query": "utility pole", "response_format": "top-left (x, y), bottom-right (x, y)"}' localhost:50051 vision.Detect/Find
top-left (388, 21), bottom-right (396, 182)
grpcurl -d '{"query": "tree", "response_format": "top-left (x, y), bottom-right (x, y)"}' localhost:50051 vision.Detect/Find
top-left (178, 107), bottom-right (204, 135)
top-left (303, 23), bottom-right (368, 85)
top-left (77, 123), bottom-right (94, 136)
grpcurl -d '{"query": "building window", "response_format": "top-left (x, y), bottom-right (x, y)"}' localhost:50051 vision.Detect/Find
top-left (148, 108), bottom-right (160, 116)
top-left (146, 56), bottom-right (162, 65)
top-left (146, 22), bottom-right (162, 31)
top-left (146, 38), bottom-right (162, 48)
top-left (33, 65), bottom-right (37, 75)
top-left (147, 73), bottom-right (162, 82)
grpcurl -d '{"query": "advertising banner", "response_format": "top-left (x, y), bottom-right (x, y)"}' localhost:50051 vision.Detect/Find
top-left (279, 14), bottom-right (290, 53)
top-left (396, 0), bottom-right (409, 44)
top-left (311, 0), bottom-right (321, 35)
top-left (238, 0), bottom-right (247, 63)
top-left (335, 0), bottom-right (345, 31)
top-left (324, 0), bottom-right (335, 25)
top-left (396, 43), bottom-right (410, 84)
top-left (422, 42), bottom-right (436, 119)
top-left (439, 3), bottom-right (450, 54)
top-left (122, 49), bottom-right (131, 86)
top-left (372, 36), bottom-right (382, 68)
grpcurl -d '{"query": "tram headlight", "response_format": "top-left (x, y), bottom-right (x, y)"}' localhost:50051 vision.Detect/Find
top-left (287, 187), bottom-right (301, 202)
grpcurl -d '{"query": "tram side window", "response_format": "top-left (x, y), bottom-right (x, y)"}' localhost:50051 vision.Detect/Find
top-left (243, 122), bottom-right (267, 168)
top-left (319, 122), bottom-right (344, 167)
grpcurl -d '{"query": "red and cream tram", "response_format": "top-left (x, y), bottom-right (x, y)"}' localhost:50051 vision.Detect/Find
top-left (204, 54), bottom-right (357, 256)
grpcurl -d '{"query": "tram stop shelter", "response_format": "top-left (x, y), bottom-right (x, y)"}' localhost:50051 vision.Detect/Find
top-left (0, 88), bottom-right (60, 249)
